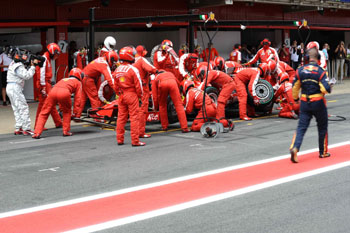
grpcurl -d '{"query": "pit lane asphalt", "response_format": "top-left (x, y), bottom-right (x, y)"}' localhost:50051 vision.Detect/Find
top-left (0, 92), bottom-right (349, 233)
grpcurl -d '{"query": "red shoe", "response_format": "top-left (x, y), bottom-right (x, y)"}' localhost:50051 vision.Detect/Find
top-left (182, 128), bottom-right (189, 133)
top-left (241, 117), bottom-right (252, 121)
top-left (22, 130), bottom-right (34, 136)
top-left (32, 133), bottom-right (41, 139)
top-left (56, 124), bottom-right (63, 128)
top-left (132, 141), bottom-right (146, 147)
top-left (43, 128), bottom-right (48, 131)
top-left (63, 131), bottom-right (73, 137)
top-left (139, 134), bottom-right (151, 138)
top-left (14, 128), bottom-right (23, 135)
top-left (117, 141), bottom-right (124, 145)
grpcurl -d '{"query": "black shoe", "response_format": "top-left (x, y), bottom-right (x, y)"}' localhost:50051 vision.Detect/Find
top-left (3, 101), bottom-right (7, 106)
top-left (290, 147), bottom-right (298, 163)
top-left (319, 152), bottom-right (331, 158)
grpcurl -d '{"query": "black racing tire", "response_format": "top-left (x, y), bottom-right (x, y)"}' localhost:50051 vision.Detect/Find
top-left (205, 86), bottom-right (219, 107)
top-left (247, 79), bottom-right (274, 113)
top-left (167, 97), bottom-right (178, 124)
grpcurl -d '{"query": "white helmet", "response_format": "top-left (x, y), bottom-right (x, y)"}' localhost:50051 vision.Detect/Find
top-left (104, 36), bottom-right (116, 51)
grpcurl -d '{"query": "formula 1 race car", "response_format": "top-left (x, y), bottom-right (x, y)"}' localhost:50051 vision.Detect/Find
top-left (76, 92), bottom-right (179, 128)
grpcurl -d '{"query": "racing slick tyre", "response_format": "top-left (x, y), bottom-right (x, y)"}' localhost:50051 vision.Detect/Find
top-left (167, 96), bottom-right (178, 124)
top-left (247, 79), bottom-right (274, 114)
top-left (150, 44), bottom-right (161, 65)
top-left (205, 86), bottom-right (219, 107)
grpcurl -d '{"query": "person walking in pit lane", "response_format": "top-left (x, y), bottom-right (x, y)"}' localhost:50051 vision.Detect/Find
top-left (289, 46), bottom-right (332, 163)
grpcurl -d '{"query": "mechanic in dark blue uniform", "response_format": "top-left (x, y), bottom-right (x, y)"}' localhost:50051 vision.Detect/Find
top-left (289, 46), bottom-right (331, 163)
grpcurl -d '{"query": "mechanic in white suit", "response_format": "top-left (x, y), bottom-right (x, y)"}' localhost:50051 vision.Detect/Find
top-left (6, 50), bottom-right (37, 135)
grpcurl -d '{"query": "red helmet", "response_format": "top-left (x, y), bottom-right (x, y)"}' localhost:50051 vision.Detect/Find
top-left (161, 39), bottom-right (173, 48)
top-left (136, 45), bottom-right (147, 57)
top-left (105, 50), bottom-right (119, 67)
top-left (278, 72), bottom-right (289, 84)
top-left (214, 56), bottom-right (225, 71)
top-left (196, 64), bottom-right (208, 81)
top-left (306, 41), bottom-right (320, 50)
top-left (261, 38), bottom-right (271, 46)
top-left (47, 43), bottom-right (61, 56)
top-left (267, 59), bottom-right (277, 73)
top-left (258, 63), bottom-right (269, 77)
top-left (119, 46), bottom-right (136, 62)
top-left (181, 79), bottom-right (195, 95)
top-left (69, 68), bottom-right (84, 82)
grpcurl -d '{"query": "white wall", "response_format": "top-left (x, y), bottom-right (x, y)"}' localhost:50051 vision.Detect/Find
top-left (196, 30), bottom-right (241, 60)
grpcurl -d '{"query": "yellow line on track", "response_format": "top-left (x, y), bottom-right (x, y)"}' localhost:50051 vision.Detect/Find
top-left (83, 114), bottom-right (280, 133)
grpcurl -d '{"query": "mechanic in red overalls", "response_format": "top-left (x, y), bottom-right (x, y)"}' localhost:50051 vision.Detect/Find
top-left (75, 48), bottom-right (88, 70)
top-left (234, 63), bottom-right (269, 121)
top-left (153, 40), bottom-right (179, 78)
top-left (33, 68), bottom-right (84, 139)
top-left (81, 50), bottom-right (118, 112)
top-left (183, 80), bottom-right (217, 131)
top-left (197, 64), bottom-right (236, 128)
top-left (178, 53), bottom-right (199, 81)
top-left (229, 44), bottom-right (241, 63)
top-left (152, 70), bottom-right (188, 132)
top-left (201, 42), bottom-right (219, 62)
top-left (134, 45), bottom-right (158, 138)
top-left (245, 39), bottom-right (279, 66)
top-left (114, 46), bottom-right (145, 146)
top-left (99, 36), bottom-right (116, 57)
top-left (273, 72), bottom-right (299, 119)
top-left (35, 43), bottom-right (63, 129)
top-left (278, 61), bottom-right (296, 83)
top-left (214, 56), bottom-right (243, 75)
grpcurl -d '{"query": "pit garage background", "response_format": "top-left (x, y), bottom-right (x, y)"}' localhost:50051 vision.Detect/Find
top-left (1, 0), bottom-right (350, 99)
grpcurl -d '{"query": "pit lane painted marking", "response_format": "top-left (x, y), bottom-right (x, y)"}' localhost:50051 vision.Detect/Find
top-left (1, 141), bottom-right (349, 233)
top-left (328, 100), bottom-right (337, 103)
top-left (38, 167), bottom-right (60, 172)
top-left (9, 139), bottom-right (44, 144)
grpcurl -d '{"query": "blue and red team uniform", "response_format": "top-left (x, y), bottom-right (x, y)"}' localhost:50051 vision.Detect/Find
top-left (290, 62), bottom-right (331, 157)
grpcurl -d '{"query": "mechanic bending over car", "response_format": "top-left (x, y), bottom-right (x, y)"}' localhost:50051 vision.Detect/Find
top-left (197, 64), bottom-right (236, 128)
top-left (152, 70), bottom-right (189, 133)
top-left (32, 68), bottom-right (84, 139)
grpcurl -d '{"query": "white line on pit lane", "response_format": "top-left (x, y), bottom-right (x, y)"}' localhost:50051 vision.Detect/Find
top-left (38, 167), bottom-right (60, 172)
top-left (10, 138), bottom-right (44, 144)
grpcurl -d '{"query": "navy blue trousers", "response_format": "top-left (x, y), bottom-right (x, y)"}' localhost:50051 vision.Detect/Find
top-left (291, 99), bottom-right (328, 155)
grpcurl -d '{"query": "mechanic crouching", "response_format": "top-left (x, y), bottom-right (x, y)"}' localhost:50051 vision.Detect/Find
top-left (6, 50), bottom-right (37, 135)
top-left (183, 80), bottom-right (217, 131)
top-left (32, 68), bottom-right (84, 138)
